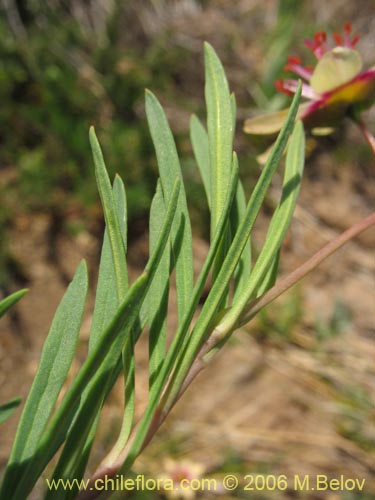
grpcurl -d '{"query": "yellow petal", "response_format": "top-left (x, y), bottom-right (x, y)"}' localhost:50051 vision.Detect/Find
top-left (310, 47), bottom-right (362, 94)
top-left (325, 70), bottom-right (375, 106)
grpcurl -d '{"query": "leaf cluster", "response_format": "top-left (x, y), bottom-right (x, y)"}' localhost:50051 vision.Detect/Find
top-left (0, 43), bottom-right (304, 499)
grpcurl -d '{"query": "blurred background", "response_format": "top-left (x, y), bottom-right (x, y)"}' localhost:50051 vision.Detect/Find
top-left (0, 1), bottom-right (374, 499)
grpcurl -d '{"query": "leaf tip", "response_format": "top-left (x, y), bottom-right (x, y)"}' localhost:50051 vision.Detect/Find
top-left (145, 88), bottom-right (155, 100)
top-left (89, 126), bottom-right (99, 150)
top-left (78, 258), bottom-right (88, 276)
top-left (204, 41), bottom-right (213, 52)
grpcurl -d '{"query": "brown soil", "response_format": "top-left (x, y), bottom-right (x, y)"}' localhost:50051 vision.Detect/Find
top-left (1, 147), bottom-right (374, 499)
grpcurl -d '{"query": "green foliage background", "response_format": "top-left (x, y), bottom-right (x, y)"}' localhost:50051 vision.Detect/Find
top-left (0, 0), bottom-right (373, 288)
top-left (0, 0), bottom-right (298, 286)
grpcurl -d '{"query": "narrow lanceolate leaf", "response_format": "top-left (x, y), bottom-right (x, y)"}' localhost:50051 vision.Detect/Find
top-left (161, 86), bottom-right (302, 411)
top-left (232, 176), bottom-right (251, 301)
top-left (111, 172), bottom-right (135, 459)
top-left (0, 397), bottom-right (22, 425)
top-left (230, 92), bottom-right (237, 140)
top-left (47, 175), bottom-right (129, 493)
top-left (90, 175), bottom-right (127, 348)
top-left (204, 42), bottom-right (233, 240)
top-left (148, 181), bottom-right (170, 391)
top-left (145, 90), bottom-right (193, 322)
top-left (190, 105), bottom-right (245, 295)
top-left (223, 120), bottom-right (305, 332)
top-left (1, 261), bottom-right (88, 496)
top-left (112, 174), bottom-right (128, 254)
top-left (118, 160), bottom-right (239, 478)
top-left (103, 180), bottom-right (179, 467)
top-left (10, 180), bottom-right (180, 500)
top-left (13, 275), bottom-right (147, 500)
top-left (116, 178), bottom-right (136, 456)
top-left (0, 289), bottom-right (28, 318)
top-left (255, 249), bottom-right (280, 298)
top-left (190, 114), bottom-right (210, 207)
top-left (89, 127), bottom-right (128, 301)
top-left (90, 233), bottom-right (117, 349)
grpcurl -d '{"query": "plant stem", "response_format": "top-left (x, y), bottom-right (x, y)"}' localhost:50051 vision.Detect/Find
top-left (354, 117), bottom-right (375, 159)
top-left (237, 210), bottom-right (375, 327)
top-left (77, 211), bottom-right (375, 499)
top-left (191, 211), bottom-right (375, 379)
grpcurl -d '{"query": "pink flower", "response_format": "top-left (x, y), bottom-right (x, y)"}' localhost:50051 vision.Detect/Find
top-left (244, 23), bottom-right (375, 136)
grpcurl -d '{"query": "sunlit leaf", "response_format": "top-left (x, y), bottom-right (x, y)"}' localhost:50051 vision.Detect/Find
top-left (204, 42), bottom-right (234, 240)
top-left (89, 127), bottom-right (128, 300)
top-left (46, 175), bottom-right (129, 495)
top-left (190, 115), bottom-right (210, 207)
top-left (148, 180), bottom-right (170, 391)
top-left (226, 120), bottom-right (305, 331)
top-left (9, 180), bottom-right (180, 499)
top-left (1, 261), bottom-right (88, 496)
top-left (145, 90), bottom-right (193, 322)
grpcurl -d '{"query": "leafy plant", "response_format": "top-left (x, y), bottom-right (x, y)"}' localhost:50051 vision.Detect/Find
top-left (1, 42), bottom-right (373, 500)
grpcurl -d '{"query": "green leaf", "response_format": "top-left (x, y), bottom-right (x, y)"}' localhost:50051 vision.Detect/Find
top-left (255, 248), bottom-right (280, 298)
top-left (116, 85), bottom-right (301, 481)
top-left (112, 174), bottom-right (128, 254)
top-left (10, 179), bottom-right (180, 500)
top-left (230, 92), bottom-right (237, 140)
top-left (148, 180), bottom-right (170, 391)
top-left (92, 173), bottom-right (128, 342)
top-left (204, 42), bottom-right (234, 240)
top-left (0, 289), bottom-right (28, 318)
top-left (118, 156), bottom-right (239, 477)
top-left (1, 260), bottom-right (88, 496)
top-left (110, 173), bottom-right (135, 461)
top-left (90, 175), bottom-right (127, 348)
top-left (162, 85), bottom-right (302, 410)
top-left (89, 127), bottom-right (128, 301)
top-left (101, 179), bottom-right (180, 469)
top-left (204, 44), bottom-right (234, 298)
top-left (47, 175), bottom-right (129, 493)
top-left (190, 114), bottom-right (210, 207)
top-left (0, 397), bottom-right (22, 425)
top-left (232, 176), bottom-right (251, 301)
top-left (39, 272), bottom-right (146, 500)
top-left (223, 120), bottom-right (305, 332)
top-left (145, 90), bottom-right (193, 322)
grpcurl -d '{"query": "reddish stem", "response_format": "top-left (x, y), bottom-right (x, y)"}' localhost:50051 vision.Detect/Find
top-left (239, 211), bottom-right (375, 326)
top-left (355, 117), bottom-right (375, 159)
top-left (186, 211), bottom-right (375, 388)
top-left (77, 211), bottom-right (375, 499)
